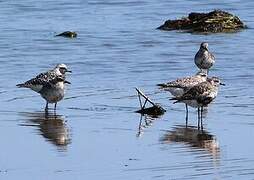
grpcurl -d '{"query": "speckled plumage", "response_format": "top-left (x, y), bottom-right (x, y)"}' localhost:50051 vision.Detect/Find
top-left (194, 42), bottom-right (215, 72)
top-left (17, 64), bottom-right (69, 92)
top-left (39, 77), bottom-right (66, 104)
top-left (172, 77), bottom-right (223, 108)
top-left (157, 72), bottom-right (207, 97)
top-left (16, 64), bottom-right (71, 110)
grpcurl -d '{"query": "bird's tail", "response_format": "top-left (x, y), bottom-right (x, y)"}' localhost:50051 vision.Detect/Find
top-left (157, 83), bottom-right (181, 89)
top-left (157, 83), bottom-right (167, 88)
top-left (157, 83), bottom-right (177, 89)
top-left (169, 97), bottom-right (181, 104)
top-left (16, 83), bottom-right (27, 88)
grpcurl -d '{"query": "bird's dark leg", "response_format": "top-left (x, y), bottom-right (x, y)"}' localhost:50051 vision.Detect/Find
top-left (44, 110), bottom-right (49, 118)
top-left (45, 102), bottom-right (49, 112)
top-left (185, 104), bottom-right (188, 127)
top-left (197, 107), bottom-right (200, 130)
top-left (201, 106), bottom-right (204, 130)
top-left (54, 102), bottom-right (57, 111)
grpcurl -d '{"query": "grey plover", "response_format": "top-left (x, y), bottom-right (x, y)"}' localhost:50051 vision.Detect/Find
top-left (157, 71), bottom-right (207, 122)
top-left (157, 71), bottom-right (207, 97)
top-left (194, 42), bottom-right (215, 73)
top-left (171, 77), bottom-right (224, 128)
top-left (16, 64), bottom-right (71, 110)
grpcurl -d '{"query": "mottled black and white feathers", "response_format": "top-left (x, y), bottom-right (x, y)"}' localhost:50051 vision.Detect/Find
top-left (16, 64), bottom-right (70, 93)
top-left (16, 64), bottom-right (71, 109)
top-left (157, 72), bottom-right (207, 97)
top-left (170, 77), bottom-right (223, 107)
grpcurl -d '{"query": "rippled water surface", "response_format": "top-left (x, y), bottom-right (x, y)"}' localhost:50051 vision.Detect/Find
top-left (1, 0), bottom-right (254, 179)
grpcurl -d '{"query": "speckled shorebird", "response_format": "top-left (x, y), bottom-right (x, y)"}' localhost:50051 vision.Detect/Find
top-left (157, 71), bottom-right (207, 97)
top-left (170, 77), bottom-right (224, 128)
top-left (194, 42), bottom-right (215, 74)
top-left (16, 64), bottom-right (71, 111)
top-left (157, 71), bottom-right (207, 122)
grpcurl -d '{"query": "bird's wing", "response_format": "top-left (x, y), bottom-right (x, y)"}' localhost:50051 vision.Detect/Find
top-left (195, 50), bottom-right (208, 66)
top-left (41, 74), bottom-right (67, 89)
top-left (209, 52), bottom-right (215, 60)
top-left (19, 76), bottom-right (49, 92)
top-left (35, 70), bottom-right (60, 82)
top-left (18, 70), bottom-right (60, 92)
top-left (158, 76), bottom-right (194, 89)
top-left (194, 51), bottom-right (199, 60)
top-left (176, 82), bottom-right (212, 101)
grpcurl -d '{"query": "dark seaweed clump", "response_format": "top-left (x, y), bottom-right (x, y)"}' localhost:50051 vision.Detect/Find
top-left (56, 31), bottom-right (77, 38)
top-left (157, 10), bottom-right (246, 33)
top-left (136, 104), bottom-right (166, 117)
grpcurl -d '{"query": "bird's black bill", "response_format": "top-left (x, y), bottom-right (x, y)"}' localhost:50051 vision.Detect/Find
top-left (67, 70), bottom-right (72, 73)
top-left (64, 80), bottom-right (71, 84)
top-left (220, 83), bottom-right (226, 86)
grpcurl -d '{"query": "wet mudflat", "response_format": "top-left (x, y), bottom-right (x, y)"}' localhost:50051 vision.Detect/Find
top-left (0, 0), bottom-right (254, 179)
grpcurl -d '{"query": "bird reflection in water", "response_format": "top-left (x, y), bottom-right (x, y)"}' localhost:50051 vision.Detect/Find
top-left (137, 114), bottom-right (162, 137)
top-left (161, 125), bottom-right (220, 159)
top-left (20, 111), bottom-right (71, 151)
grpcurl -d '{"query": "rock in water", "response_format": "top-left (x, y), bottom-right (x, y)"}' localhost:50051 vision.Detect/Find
top-left (157, 10), bottom-right (246, 33)
top-left (136, 104), bottom-right (166, 117)
top-left (56, 31), bottom-right (77, 38)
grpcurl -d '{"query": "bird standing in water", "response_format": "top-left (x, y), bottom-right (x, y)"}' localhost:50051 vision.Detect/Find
top-left (16, 64), bottom-right (71, 111)
top-left (157, 71), bottom-right (207, 123)
top-left (171, 77), bottom-right (224, 129)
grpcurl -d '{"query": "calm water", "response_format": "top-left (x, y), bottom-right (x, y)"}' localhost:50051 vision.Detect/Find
top-left (0, 0), bottom-right (254, 179)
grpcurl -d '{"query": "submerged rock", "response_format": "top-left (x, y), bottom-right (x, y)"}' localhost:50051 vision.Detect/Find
top-left (157, 10), bottom-right (246, 33)
top-left (135, 88), bottom-right (166, 117)
top-left (136, 104), bottom-right (166, 117)
top-left (56, 31), bottom-right (77, 38)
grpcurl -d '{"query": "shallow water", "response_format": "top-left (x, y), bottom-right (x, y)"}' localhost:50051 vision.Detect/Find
top-left (1, 0), bottom-right (254, 179)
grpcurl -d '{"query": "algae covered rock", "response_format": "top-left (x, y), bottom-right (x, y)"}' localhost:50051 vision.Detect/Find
top-left (56, 31), bottom-right (77, 38)
top-left (136, 104), bottom-right (166, 117)
top-left (158, 10), bottom-right (246, 33)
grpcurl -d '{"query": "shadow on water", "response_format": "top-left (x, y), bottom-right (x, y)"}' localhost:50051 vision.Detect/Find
top-left (19, 111), bottom-right (71, 151)
top-left (161, 124), bottom-right (220, 160)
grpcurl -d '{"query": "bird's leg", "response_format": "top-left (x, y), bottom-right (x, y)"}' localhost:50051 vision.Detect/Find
top-left (201, 106), bottom-right (203, 120)
top-left (185, 104), bottom-right (188, 127)
top-left (201, 106), bottom-right (204, 130)
top-left (45, 110), bottom-right (49, 118)
top-left (45, 102), bottom-right (49, 112)
top-left (197, 107), bottom-right (200, 130)
top-left (54, 102), bottom-right (57, 111)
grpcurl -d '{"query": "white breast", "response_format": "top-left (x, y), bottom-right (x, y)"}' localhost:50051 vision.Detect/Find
top-left (40, 82), bottom-right (65, 103)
